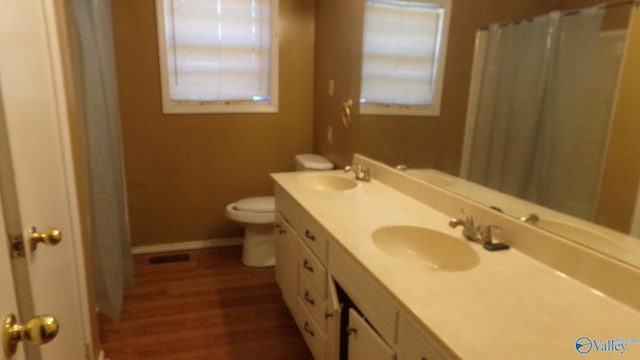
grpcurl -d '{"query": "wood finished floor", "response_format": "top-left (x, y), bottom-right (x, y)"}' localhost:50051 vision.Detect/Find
top-left (99, 246), bottom-right (313, 360)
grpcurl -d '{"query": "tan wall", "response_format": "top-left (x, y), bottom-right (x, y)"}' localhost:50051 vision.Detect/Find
top-left (355, 0), bottom-right (565, 173)
top-left (313, 0), bottom-right (365, 168)
top-left (112, 0), bottom-right (315, 246)
top-left (596, 8), bottom-right (640, 232)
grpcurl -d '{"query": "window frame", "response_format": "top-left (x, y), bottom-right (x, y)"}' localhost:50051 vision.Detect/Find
top-left (359, 0), bottom-right (451, 117)
top-left (155, 0), bottom-right (279, 114)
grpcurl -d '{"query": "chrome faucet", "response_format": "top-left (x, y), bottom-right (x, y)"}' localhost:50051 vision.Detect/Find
top-left (448, 210), bottom-right (499, 246)
top-left (344, 164), bottom-right (372, 181)
top-left (519, 213), bottom-right (540, 224)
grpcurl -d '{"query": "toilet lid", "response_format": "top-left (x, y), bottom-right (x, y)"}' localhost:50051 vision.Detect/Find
top-left (295, 154), bottom-right (334, 170)
top-left (234, 196), bottom-right (275, 213)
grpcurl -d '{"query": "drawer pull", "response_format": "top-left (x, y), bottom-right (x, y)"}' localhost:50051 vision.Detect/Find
top-left (303, 322), bottom-right (315, 337)
top-left (304, 229), bottom-right (316, 241)
top-left (303, 291), bottom-right (315, 306)
top-left (275, 223), bottom-right (286, 234)
top-left (302, 259), bottom-right (314, 273)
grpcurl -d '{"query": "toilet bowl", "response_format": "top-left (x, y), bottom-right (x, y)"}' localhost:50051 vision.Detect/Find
top-left (226, 196), bottom-right (276, 267)
top-left (226, 154), bottom-right (334, 267)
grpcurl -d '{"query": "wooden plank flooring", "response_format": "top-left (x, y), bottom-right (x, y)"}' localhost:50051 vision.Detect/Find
top-left (99, 246), bottom-right (313, 359)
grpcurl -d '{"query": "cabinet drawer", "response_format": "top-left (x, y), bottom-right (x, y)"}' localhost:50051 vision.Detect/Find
top-left (297, 298), bottom-right (326, 360)
top-left (275, 185), bottom-right (305, 234)
top-left (299, 241), bottom-right (327, 297)
top-left (275, 185), bottom-right (328, 262)
top-left (300, 216), bottom-right (328, 262)
top-left (398, 314), bottom-right (452, 360)
top-left (299, 272), bottom-right (328, 333)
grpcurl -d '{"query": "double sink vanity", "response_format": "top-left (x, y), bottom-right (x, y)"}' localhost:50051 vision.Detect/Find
top-left (271, 154), bottom-right (640, 359)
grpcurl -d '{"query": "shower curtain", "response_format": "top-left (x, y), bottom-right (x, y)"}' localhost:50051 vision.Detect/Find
top-left (70, 0), bottom-right (133, 320)
top-left (468, 6), bottom-right (624, 220)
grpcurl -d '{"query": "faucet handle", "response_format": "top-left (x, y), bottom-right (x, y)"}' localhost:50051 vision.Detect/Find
top-left (344, 163), bottom-right (372, 181)
top-left (480, 225), bottom-right (501, 244)
top-left (460, 209), bottom-right (474, 226)
top-left (361, 167), bottom-right (372, 181)
top-left (519, 213), bottom-right (540, 224)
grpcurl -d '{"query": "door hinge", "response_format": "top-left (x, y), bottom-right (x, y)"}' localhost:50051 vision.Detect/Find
top-left (8, 233), bottom-right (25, 258)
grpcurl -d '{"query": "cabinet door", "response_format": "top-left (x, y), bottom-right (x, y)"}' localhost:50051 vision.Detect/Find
top-left (275, 213), bottom-right (299, 313)
top-left (325, 277), bottom-right (342, 360)
top-left (348, 308), bottom-right (395, 360)
top-left (398, 314), bottom-right (451, 360)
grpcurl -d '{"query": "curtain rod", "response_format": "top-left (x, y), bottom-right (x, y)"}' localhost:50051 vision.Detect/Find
top-left (479, 0), bottom-right (639, 31)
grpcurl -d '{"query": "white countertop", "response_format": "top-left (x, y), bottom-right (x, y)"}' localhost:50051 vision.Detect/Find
top-left (272, 170), bottom-right (640, 360)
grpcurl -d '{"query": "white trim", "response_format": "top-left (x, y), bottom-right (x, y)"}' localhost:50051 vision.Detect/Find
top-left (132, 238), bottom-right (243, 255)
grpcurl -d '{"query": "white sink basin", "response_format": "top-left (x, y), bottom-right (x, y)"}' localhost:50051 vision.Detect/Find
top-left (372, 226), bottom-right (480, 272)
top-left (298, 174), bottom-right (359, 191)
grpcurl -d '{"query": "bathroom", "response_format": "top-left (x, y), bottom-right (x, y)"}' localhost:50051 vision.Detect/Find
top-left (1, 0), bottom-right (639, 359)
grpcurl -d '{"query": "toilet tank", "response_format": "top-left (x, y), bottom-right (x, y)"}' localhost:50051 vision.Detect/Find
top-left (295, 154), bottom-right (334, 171)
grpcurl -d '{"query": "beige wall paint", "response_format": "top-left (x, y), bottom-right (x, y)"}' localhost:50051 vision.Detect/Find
top-left (112, 0), bottom-right (315, 246)
top-left (596, 7), bottom-right (640, 232)
top-left (313, 0), bottom-right (365, 168)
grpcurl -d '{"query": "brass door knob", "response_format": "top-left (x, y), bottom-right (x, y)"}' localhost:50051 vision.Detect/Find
top-left (3, 314), bottom-right (59, 356)
top-left (28, 227), bottom-right (62, 251)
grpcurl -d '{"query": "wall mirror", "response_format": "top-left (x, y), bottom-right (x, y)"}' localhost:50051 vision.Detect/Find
top-left (355, 0), bottom-right (640, 268)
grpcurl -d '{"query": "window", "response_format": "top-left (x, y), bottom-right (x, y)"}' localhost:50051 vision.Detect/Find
top-left (359, 0), bottom-right (450, 116)
top-left (156, 0), bottom-right (278, 114)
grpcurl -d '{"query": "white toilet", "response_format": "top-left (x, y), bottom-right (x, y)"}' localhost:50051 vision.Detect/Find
top-left (226, 154), bottom-right (334, 267)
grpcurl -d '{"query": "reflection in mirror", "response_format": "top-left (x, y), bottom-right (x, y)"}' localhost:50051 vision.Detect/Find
top-left (359, 1), bottom-right (640, 268)
top-left (462, 3), bottom-right (640, 267)
top-left (463, 6), bottom-right (623, 222)
top-left (359, 0), bottom-right (451, 116)
top-left (402, 167), bottom-right (640, 267)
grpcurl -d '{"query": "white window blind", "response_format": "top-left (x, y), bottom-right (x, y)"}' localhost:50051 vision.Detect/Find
top-left (156, 0), bottom-right (278, 113)
top-left (360, 0), bottom-right (450, 116)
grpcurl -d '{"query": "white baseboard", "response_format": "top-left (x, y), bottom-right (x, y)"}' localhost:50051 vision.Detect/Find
top-left (131, 238), bottom-right (243, 255)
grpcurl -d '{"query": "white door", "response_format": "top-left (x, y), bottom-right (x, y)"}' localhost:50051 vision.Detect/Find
top-left (0, 0), bottom-right (93, 359)
top-left (0, 193), bottom-right (25, 360)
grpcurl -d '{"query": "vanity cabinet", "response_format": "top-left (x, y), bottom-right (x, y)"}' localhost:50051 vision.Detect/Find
top-left (274, 186), bottom-right (341, 360)
top-left (274, 212), bottom-right (298, 314)
top-left (274, 184), bottom-right (453, 360)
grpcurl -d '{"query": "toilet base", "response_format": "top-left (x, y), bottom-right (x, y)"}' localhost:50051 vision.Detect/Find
top-left (241, 224), bottom-right (275, 267)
